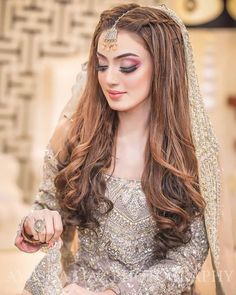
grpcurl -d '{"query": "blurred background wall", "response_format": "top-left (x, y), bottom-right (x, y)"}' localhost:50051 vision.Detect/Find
top-left (0, 0), bottom-right (235, 294)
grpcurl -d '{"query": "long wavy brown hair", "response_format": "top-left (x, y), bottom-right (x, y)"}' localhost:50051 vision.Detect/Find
top-left (55, 3), bottom-right (206, 259)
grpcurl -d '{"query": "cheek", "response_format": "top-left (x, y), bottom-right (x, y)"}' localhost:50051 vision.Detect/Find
top-left (124, 67), bottom-right (152, 97)
top-left (97, 65), bottom-right (153, 97)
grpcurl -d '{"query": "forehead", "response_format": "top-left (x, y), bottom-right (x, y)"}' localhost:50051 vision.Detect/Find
top-left (97, 30), bottom-right (148, 58)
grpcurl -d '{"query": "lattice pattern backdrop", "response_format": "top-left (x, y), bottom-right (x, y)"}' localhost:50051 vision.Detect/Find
top-left (0, 0), bottom-right (162, 200)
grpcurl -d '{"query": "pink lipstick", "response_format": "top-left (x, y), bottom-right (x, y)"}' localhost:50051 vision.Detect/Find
top-left (108, 89), bottom-right (126, 99)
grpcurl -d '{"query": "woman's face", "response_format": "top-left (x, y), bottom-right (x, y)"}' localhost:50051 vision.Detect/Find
top-left (96, 30), bottom-right (153, 112)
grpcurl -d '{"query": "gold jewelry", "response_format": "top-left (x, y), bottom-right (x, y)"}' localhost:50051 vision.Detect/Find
top-left (33, 218), bottom-right (46, 233)
top-left (102, 9), bottom-right (134, 51)
top-left (21, 227), bottom-right (41, 244)
top-left (19, 216), bottom-right (41, 244)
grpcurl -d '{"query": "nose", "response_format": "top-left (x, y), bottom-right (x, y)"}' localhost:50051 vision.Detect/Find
top-left (105, 66), bottom-right (119, 86)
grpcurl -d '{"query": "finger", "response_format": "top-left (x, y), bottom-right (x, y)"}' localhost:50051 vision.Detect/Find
top-left (24, 215), bottom-right (40, 241)
top-left (35, 217), bottom-right (47, 244)
top-left (52, 211), bottom-right (63, 241)
top-left (44, 214), bottom-right (55, 243)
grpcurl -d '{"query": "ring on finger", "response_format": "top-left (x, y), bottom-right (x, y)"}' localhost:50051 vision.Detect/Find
top-left (33, 218), bottom-right (46, 233)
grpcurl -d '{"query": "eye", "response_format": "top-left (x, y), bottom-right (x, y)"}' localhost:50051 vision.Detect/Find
top-left (95, 64), bottom-right (138, 73)
top-left (120, 65), bottom-right (138, 73)
top-left (95, 65), bottom-right (108, 72)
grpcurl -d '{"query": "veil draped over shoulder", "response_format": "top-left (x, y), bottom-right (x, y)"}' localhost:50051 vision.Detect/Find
top-left (23, 4), bottom-right (235, 295)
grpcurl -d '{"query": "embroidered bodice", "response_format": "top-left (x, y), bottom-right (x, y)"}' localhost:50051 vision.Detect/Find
top-left (24, 146), bottom-right (209, 295)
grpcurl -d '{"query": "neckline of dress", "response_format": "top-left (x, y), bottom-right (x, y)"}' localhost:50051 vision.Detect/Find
top-left (103, 172), bottom-right (142, 184)
top-left (46, 144), bottom-right (142, 185)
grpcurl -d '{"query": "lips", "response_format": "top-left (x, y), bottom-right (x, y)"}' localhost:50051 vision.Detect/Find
top-left (107, 90), bottom-right (126, 100)
top-left (108, 89), bottom-right (126, 94)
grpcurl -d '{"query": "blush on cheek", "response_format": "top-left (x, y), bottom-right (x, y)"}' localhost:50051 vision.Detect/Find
top-left (127, 68), bottom-right (152, 102)
top-left (123, 65), bottom-right (150, 88)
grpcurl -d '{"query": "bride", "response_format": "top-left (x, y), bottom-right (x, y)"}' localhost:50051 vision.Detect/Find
top-left (15, 3), bottom-right (227, 295)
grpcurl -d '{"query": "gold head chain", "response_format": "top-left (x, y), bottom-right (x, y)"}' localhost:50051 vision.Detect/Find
top-left (102, 9), bottom-right (135, 51)
top-left (101, 5), bottom-right (167, 51)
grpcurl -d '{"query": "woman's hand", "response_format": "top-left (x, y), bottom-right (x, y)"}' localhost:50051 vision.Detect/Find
top-left (23, 209), bottom-right (63, 245)
top-left (62, 284), bottom-right (116, 295)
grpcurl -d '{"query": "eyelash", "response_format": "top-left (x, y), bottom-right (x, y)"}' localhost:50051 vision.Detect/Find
top-left (95, 64), bottom-right (138, 73)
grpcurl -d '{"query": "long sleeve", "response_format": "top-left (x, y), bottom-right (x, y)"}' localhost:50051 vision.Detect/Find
top-left (33, 139), bottom-right (78, 268)
top-left (32, 143), bottom-right (60, 212)
top-left (21, 144), bottom-right (74, 294)
top-left (14, 143), bottom-right (61, 253)
top-left (107, 216), bottom-right (209, 295)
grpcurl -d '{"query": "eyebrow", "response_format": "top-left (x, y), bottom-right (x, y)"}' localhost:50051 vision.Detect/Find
top-left (96, 52), bottom-right (140, 60)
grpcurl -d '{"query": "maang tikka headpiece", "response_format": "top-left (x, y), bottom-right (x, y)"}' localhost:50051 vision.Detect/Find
top-left (102, 9), bottom-right (134, 51)
top-left (25, 5), bottom-right (227, 295)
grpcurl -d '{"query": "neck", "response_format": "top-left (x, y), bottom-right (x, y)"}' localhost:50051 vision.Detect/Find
top-left (117, 98), bottom-right (150, 140)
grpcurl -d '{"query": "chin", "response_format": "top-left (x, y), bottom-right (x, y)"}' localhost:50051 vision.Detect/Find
top-left (107, 102), bottom-right (135, 112)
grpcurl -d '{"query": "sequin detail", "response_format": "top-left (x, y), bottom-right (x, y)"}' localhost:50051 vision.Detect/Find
top-left (23, 4), bottom-right (225, 293)
top-left (24, 145), bottom-right (209, 295)
top-left (24, 241), bottom-right (64, 294)
top-left (33, 143), bottom-right (60, 212)
top-left (154, 3), bottom-right (221, 275)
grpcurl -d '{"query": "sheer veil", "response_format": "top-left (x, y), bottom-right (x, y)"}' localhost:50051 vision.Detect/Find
top-left (44, 4), bottom-right (235, 295)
